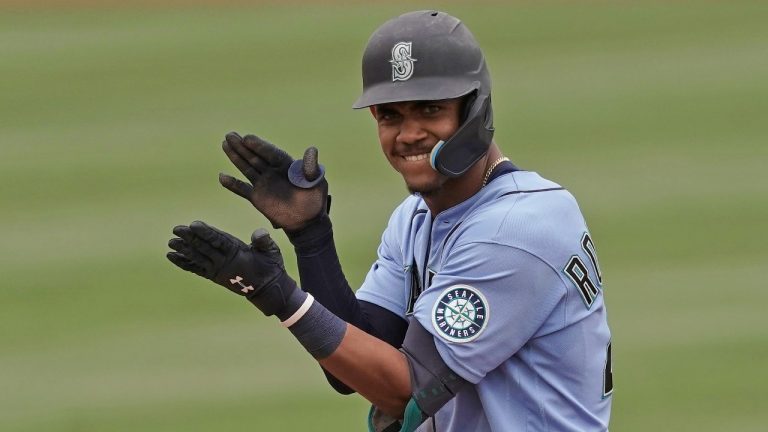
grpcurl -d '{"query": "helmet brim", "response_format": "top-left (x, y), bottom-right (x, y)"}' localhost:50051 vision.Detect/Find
top-left (352, 77), bottom-right (480, 109)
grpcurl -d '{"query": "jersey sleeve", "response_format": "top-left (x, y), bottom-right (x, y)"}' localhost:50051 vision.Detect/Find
top-left (412, 241), bottom-right (567, 384)
top-left (355, 212), bottom-right (408, 318)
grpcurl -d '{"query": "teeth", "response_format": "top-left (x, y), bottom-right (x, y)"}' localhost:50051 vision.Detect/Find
top-left (404, 153), bottom-right (429, 162)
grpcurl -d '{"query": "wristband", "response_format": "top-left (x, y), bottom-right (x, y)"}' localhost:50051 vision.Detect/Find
top-left (287, 300), bottom-right (347, 359)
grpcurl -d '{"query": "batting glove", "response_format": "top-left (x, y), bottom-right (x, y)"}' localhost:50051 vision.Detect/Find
top-left (219, 132), bottom-right (329, 232)
top-left (166, 221), bottom-right (306, 320)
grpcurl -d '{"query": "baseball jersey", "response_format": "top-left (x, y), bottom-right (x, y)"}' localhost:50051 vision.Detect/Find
top-left (356, 170), bottom-right (612, 431)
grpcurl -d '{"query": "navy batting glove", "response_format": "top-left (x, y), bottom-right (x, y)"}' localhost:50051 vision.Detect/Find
top-left (219, 132), bottom-right (329, 232)
top-left (166, 221), bottom-right (306, 320)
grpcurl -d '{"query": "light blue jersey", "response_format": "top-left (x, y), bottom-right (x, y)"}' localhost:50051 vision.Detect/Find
top-left (357, 170), bottom-right (612, 431)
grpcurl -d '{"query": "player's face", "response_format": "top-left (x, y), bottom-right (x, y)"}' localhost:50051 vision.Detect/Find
top-left (372, 98), bottom-right (462, 195)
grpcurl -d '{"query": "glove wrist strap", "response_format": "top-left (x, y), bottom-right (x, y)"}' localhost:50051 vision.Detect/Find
top-left (245, 272), bottom-right (306, 321)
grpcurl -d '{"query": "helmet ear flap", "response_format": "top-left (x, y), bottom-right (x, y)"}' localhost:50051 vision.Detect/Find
top-left (431, 93), bottom-right (494, 178)
top-left (460, 91), bottom-right (478, 123)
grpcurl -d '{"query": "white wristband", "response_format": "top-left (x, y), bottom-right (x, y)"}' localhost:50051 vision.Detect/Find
top-left (280, 293), bottom-right (315, 328)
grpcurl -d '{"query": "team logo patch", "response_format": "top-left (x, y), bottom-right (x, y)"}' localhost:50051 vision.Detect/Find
top-left (432, 285), bottom-right (489, 343)
top-left (390, 41), bottom-right (417, 81)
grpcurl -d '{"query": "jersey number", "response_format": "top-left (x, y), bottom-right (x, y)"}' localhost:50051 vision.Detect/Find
top-left (564, 232), bottom-right (603, 308)
top-left (564, 233), bottom-right (612, 398)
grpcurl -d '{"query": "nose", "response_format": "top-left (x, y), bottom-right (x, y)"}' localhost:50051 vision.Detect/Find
top-left (396, 117), bottom-right (428, 146)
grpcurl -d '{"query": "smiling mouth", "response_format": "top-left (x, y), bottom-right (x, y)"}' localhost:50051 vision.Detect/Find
top-left (403, 153), bottom-right (430, 162)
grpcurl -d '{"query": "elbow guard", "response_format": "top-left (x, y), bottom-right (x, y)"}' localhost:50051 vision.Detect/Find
top-left (401, 316), bottom-right (469, 416)
top-left (368, 317), bottom-right (470, 432)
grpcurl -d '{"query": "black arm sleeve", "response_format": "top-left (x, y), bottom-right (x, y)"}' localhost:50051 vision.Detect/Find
top-left (286, 215), bottom-right (408, 394)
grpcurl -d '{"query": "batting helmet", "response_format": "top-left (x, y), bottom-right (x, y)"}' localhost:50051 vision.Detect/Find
top-left (353, 10), bottom-right (494, 178)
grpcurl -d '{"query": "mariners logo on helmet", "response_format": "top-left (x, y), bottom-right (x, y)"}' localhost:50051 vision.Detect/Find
top-left (390, 41), bottom-right (417, 82)
top-left (432, 285), bottom-right (489, 343)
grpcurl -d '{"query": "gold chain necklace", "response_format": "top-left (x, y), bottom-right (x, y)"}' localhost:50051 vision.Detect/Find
top-left (482, 156), bottom-right (510, 187)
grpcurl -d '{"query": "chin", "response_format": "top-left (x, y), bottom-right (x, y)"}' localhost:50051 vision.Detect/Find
top-left (397, 163), bottom-right (447, 195)
top-left (405, 178), bottom-right (444, 196)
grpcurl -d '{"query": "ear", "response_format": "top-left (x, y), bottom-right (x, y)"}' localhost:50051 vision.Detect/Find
top-left (369, 106), bottom-right (377, 118)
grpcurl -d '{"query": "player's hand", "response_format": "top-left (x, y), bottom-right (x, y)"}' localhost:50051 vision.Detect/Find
top-left (219, 132), bottom-right (329, 232)
top-left (166, 221), bottom-right (305, 320)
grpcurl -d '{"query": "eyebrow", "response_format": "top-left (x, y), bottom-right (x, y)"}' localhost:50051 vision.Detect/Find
top-left (376, 99), bottom-right (452, 116)
top-left (414, 100), bottom-right (449, 107)
top-left (375, 105), bottom-right (398, 116)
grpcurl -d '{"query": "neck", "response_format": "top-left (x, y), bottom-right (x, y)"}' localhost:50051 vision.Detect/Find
top-left (423, 143), bottom-right (502, 215)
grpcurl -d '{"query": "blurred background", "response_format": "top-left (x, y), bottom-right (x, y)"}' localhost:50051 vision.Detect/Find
top-left (1, 1), bottom-right (766, 431)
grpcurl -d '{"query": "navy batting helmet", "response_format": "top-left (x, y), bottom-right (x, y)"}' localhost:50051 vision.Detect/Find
top-left (353, 10), bottom-right (494, 177)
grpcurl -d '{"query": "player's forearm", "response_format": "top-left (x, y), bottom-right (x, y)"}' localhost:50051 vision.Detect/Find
top-left (288, 217), bottom-right (409, 344)
top-left (280, 293), bottom-right (410, 417)
top-left (319, 323), bottom-right (411, 418)
top-left (286, 215), bottom-right (369, 330)
top-left (286, 215), bottom-right (377, 394)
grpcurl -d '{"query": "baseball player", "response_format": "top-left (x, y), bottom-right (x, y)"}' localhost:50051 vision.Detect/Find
top-left (167, 10), bottom-right (612, 432)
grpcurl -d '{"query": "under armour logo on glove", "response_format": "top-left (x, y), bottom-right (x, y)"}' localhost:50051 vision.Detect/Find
top-left (167, 221), bottom-right (302, 318)
top-left (230, 276), bottom-right (254, 293)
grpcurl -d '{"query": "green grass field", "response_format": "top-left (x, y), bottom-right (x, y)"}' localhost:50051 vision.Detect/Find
top-left (1, 1), bottom-right (767, 430)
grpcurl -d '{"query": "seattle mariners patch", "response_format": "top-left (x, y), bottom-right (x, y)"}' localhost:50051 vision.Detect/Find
top-left (432, 285), bottom-right (489, 343)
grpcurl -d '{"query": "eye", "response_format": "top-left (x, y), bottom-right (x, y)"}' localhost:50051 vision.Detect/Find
top-left (422, 104), bottom-right (442, 115)
top-left (376, 109), bottom-right (400, 123)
